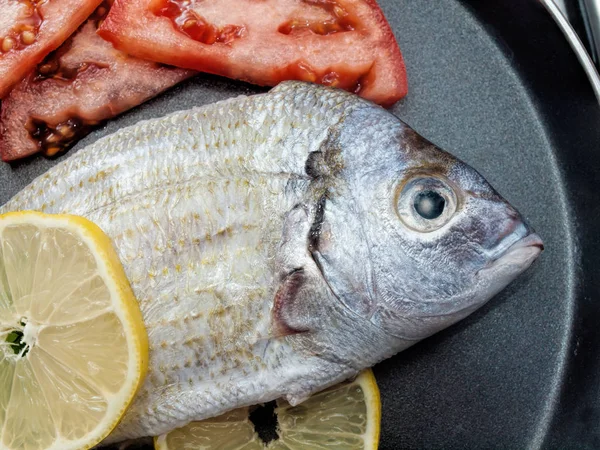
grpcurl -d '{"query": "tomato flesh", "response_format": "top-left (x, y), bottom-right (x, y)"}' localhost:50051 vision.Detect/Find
top-left (99, 0), bottom-right (407, 106)
top-left (0, 0), bottom-right (43, 53)
top-left (157, 0), bottom-right (246, 45)
top-left (276, 0), bottom-right (357, 35)
top-left (0, 0), bottom-right (103, 98)
top-left (0, 1), bottom-right (194, 161)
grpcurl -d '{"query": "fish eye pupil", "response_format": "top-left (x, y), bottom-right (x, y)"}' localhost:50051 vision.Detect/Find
top-left (414, 190), bottom-right (445, 220)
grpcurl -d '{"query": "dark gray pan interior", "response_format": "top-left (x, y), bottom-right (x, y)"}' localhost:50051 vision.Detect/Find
top-left (2, 0), bottom-right (599, 448)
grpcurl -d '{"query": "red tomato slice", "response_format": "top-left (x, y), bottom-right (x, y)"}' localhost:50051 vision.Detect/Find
top-left (0, 0), bottom-right (104, 98)
top-left (98, 0), bottom-right (407, 106)
top-left (0, 1), bottom-right (194, 161)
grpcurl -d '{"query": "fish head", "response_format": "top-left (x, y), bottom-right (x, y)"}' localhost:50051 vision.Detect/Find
top-left (308, 106), bottom-right (544, 343)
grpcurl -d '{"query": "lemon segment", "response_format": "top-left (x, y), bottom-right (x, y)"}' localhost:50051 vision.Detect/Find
top-left (155, 369), bottom-right (381, 450)
top-left (1, 224), bottom-right (40, 316)
top-left (0, 244), bottom-right (13, 316)
top-left (155, 408), bottom-right (264, 450)
top-left (28, 346), bottom-right (108, 441)
top-left (0, 211), bottom-right (149, 450)
top-left (0, 353), bottom-right (15, 444)
top-left (273, 369), bottom-right (380, 450)
top-left (3, 358), bottom-right (56, 450)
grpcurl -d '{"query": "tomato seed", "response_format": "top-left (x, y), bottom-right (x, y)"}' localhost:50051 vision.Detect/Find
top-left (44, 132), bottom-right (61, 144)
top-left (1, 37), bottom-right (15, 53)
top-left (21, 31), bottom-right (36, 45)
top-left (333, 6), bottom-right (345, 18)
top-left (183, 19), bottom-right (197, 29)
top-left (56, 124), bottom-right (75, 138)
top-left (321, 71), bottom-right (340, 86)
top-left (45, 146), bottom-right (61, 157)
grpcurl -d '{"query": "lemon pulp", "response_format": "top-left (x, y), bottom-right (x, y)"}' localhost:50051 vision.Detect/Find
top-left (155, 369), bottom-right (381, 450)
top-left (0, 211), bottom-right (148, 450)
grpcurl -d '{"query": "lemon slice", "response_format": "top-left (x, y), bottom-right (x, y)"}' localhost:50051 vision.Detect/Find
top-left (155, 369), bottom-right (381, 450)
top-left (0, 211), bottom-right (148, 450)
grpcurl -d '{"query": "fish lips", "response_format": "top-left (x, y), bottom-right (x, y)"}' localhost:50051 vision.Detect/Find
top-left (476, 231), bottom-right (544, 296)
top-left (484, 230), bottom-right (544, 270)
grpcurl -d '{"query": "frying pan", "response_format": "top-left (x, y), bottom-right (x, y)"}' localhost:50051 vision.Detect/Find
top-left (1, 0), bottom-right (599, 448)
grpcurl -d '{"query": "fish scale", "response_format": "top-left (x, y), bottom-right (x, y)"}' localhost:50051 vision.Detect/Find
top-left (0, 82), bottom-right (366, 441)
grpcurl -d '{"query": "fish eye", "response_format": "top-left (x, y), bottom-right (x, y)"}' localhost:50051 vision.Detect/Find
top-left (414, 190), bottom-right (445, 219)
top-left (396, 176), bottom-right (458, 232)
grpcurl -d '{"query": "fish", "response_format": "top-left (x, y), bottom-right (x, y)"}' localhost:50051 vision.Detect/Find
top-left (0, 81), bottom-right (543, 444)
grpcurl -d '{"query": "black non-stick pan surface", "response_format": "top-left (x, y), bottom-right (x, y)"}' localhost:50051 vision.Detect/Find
top-left (2, 0), bottom-right (600, 448)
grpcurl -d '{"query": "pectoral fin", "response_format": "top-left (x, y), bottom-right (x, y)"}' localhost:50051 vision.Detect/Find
top-left (271, 268), bottom-right (309, 337)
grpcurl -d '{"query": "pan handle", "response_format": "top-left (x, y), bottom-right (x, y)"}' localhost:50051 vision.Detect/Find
top-left (581, 0), bottom-right (600, 64)
top-left (540, 0), bottom-right (600, 101)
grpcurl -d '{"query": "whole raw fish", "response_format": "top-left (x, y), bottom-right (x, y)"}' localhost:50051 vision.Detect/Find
top-left (1, 82), bottom-right (543, 443)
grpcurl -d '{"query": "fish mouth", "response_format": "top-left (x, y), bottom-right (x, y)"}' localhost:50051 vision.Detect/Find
top-left (467, 230), bottom-right (544, 312)
top-left (479, 232), bottom-right (544, 277)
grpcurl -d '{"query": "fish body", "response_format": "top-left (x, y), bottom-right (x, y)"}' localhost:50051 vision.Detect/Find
top-left (1, 82), bottom-right (543, 443)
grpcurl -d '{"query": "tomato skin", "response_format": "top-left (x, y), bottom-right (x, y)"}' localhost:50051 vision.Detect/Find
top-left (0, 2), bottom-right (194, 162)
top-left (98, 0), bottom-right (407, 106)
top-left (0, 0), bottom-right (105, 99)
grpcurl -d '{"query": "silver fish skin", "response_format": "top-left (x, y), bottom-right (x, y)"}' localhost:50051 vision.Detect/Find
top-left (0, 81), bottom-right (543, 443)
